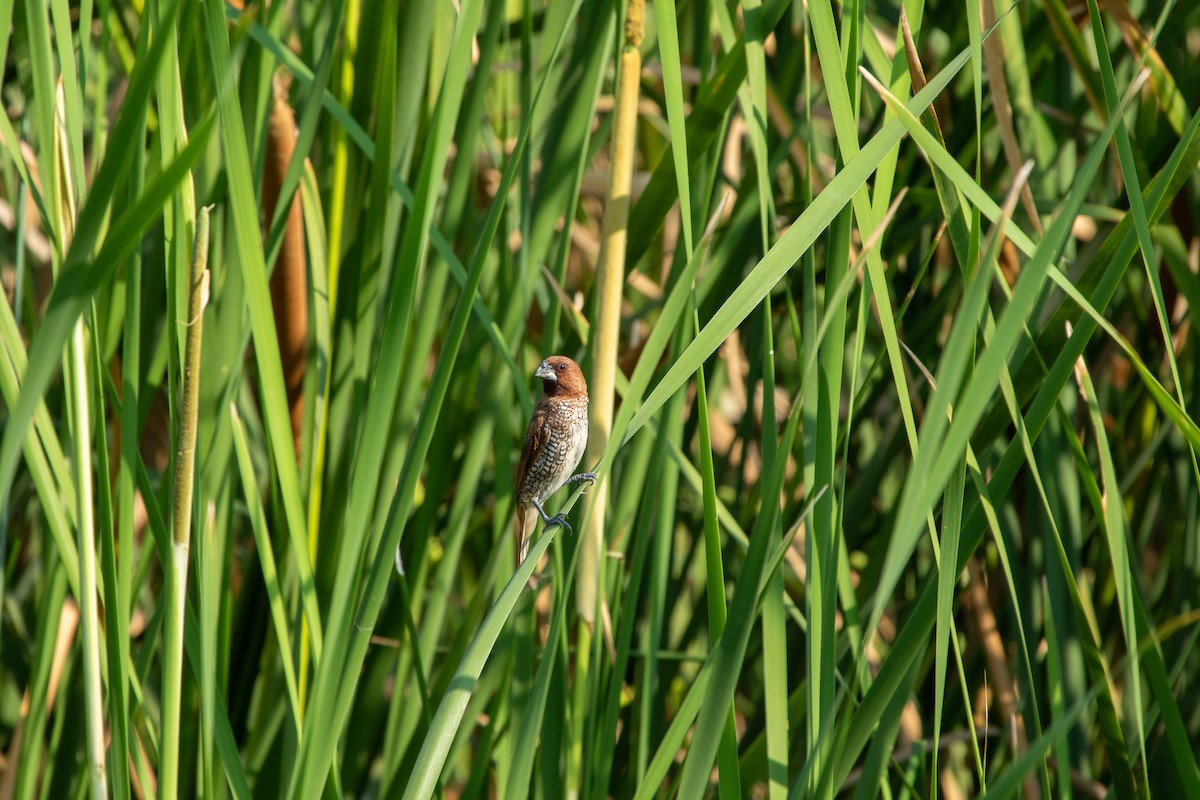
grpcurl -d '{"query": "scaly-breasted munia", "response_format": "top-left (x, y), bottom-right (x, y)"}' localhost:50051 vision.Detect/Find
top-left (514, 355), bottom-right (595, 564)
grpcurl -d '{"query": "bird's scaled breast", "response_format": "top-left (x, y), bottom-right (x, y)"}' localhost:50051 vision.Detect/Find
top-left (529, 397), bottom-right (588, 495)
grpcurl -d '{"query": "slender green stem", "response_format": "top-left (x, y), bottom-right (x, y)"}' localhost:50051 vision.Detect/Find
top-left (54, 70), bottom-right (107, 800)
top-left (69, 316), bottom-right (107, 799)
top-left (161, 206), bottom-right (210, 800)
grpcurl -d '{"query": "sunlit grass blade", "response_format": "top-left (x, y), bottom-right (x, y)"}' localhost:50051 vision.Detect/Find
top-left (402, 527), bottom-right (561, 800)
top-left (863, 62), bottom-right (1144, 652)
top-left (624, 39), bottom-right (973, 446)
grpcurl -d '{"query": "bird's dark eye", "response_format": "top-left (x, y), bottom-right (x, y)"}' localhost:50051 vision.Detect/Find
top-left (557, 363), bottom-right (566, 371)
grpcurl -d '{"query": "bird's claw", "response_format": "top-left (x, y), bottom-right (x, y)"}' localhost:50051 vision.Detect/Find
top-left (532, 498), bottom-right (573, 534)
top-left (567, 471), bottom-right (598, 492)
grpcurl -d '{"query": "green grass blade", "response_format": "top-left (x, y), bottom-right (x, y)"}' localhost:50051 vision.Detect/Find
top-left (623, 41), bottom-right (974, 446)
top-left (199, 0), bottom-right (323, 658)
top-left (401, 528), bottom-right (560, 800)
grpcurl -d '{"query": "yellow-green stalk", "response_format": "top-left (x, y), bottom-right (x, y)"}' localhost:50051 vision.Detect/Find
top-left (572, 2), bottom-right (642, 795)
top-left (161, 206), bottom-right (210, 800)
top-left (580, 0), bottom-right (642, 624)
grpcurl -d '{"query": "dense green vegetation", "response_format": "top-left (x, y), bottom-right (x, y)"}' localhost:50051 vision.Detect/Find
top-left (2, 0), bottom-right (1199, 796)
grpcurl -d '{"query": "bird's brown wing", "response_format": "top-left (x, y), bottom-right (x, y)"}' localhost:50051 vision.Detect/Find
top-left (514, 400), bottom-right (550, 564)
top-left (514, 400), bottom-right (548, 499)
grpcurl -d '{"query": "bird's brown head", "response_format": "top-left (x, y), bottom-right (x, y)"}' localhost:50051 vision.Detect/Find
top-left (535, 355), bottom-right (588, 398)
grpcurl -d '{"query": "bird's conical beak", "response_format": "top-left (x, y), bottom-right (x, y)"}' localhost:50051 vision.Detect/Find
top-left (535, 362), bottom-right (557, 381)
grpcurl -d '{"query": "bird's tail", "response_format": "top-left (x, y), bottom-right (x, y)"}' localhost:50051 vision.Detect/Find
top-left (514, 502), bottom-right (538, 565)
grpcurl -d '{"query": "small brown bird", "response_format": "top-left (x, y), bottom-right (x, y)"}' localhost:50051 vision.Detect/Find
top-left (514, 355), bottom-right (595, 564)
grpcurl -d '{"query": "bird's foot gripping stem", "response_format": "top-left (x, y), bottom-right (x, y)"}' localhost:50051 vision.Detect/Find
top-left (532, 498), bottom-right (572, 534)
top-left (565, 471), bottom-right (597, 489)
